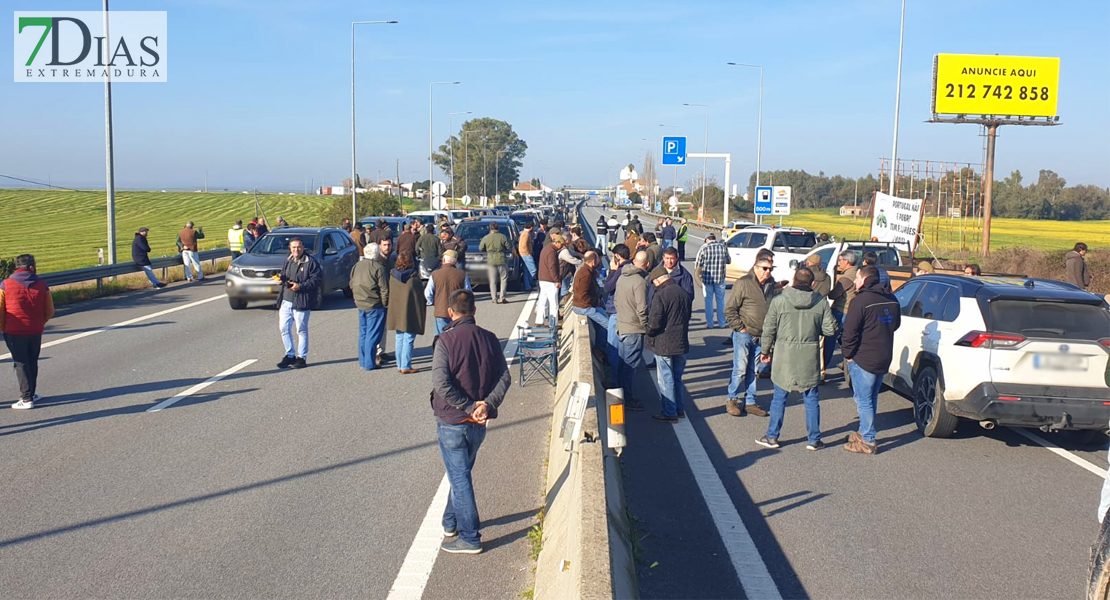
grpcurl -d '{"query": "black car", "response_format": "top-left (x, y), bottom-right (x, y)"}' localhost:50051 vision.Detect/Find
top-left (359, 216), bottom-right (410, 236)
top-left (454, 218), bottom-right (523, 289)
top-left (225, 227), bottom-right (359, 310)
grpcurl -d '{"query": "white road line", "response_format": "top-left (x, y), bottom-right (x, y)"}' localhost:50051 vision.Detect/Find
top-left (0, 293), bottom-right (228, 361)
top-left (146, 359), bottom-right (257, 412)
top-left (386, 293), bottom-right (537, 599)
top-left (671, 418), bottom-right (783, 600)
top-left (503, 290), bottom-right (539, 363)
top-left (386, 474), bottom-right (451, 600)
top-left (1010, 427), bottom-right (1106, 478)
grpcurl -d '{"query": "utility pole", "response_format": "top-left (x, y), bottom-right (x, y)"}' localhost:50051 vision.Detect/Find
top-left (103, 0), bottom-right (117, 264)
top-left (204, 170), bottom-right (208, 193)
top-left (981, 124), bottom-right (997, 256)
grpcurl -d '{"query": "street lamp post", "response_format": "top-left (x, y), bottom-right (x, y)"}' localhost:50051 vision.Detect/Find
top-left (659, 124), bottom-right (679, 213)
top-left (448, 110), bottom-right (470, 208)
top-left (683, 103), bottom-right (709, 217)
top-left (889, 0), bottom-right (907, 196)
top-left (495, 150), bottom-right (506, 205)
top-left (351, 20), bottom-right (397, 224)
top-left (429, 81), bottom-right (460, 207)
top-left (726, 62), bottom-right (763, 222)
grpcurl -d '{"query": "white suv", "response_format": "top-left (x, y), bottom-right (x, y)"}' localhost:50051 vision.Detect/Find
top-left (886, 274), bottom-right (1110, 441)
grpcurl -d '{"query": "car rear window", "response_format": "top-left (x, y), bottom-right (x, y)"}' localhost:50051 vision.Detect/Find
top-left (457, 222), bottom-right (513, 246)
top-left (774, 232), bottom-right (817, 250)
top-left (252, 233), bottom-right (318, 255)
top-left (989, 299), bottom-right (1110, 341)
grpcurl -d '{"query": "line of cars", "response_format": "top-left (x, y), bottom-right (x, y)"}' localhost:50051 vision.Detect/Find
top-left (224, 204), bottom-right (563, 311)
top-left (716, 221), bottom-right (1110, 442)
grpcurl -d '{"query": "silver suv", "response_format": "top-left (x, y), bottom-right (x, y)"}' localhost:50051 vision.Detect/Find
top-left (225, 227), bottom-right (359, 310)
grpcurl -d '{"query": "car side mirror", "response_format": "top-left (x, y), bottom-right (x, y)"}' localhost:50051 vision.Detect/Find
top-left (789, 259), bottom-right (798, 269)
top-left (325, 247), bottom-right (337, 256)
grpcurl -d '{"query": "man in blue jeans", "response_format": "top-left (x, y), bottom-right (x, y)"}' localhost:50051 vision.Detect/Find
top-left (603, 245), bottom-right (630, 371)
top-left (840, 265), bottom-right (901, 454)
top-left (694, 233), bottom-right (731, 328)
top-left (723, 250), bottom-right (777, 417)
top-left (646, 272), bottom-right (692, 423)
top-left (431, 289), bottom-right (511, 554)
top-left (615, 251), bottom-right (651, 411)
top-left (756, 268), bottom-right (837, 451)
top-left (571, 251), bottom-right (609, 350)
top-left (276, 238), bottom-right (322, 370)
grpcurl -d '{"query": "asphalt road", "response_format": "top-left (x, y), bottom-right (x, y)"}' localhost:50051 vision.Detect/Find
top-left (581, 203), bottom-right (1109, 600)
top-left (0, 269), bottom-right (552, 598)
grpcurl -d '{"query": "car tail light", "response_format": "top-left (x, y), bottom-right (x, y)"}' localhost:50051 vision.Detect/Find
top-left (955, 331), bottom-right (1026, 349)
top-left (1100, 339), bottom-right (1110, 349)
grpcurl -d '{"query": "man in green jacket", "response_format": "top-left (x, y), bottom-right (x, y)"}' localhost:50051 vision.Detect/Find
top-left (757, 267), bottom-right (837, 451)
top-left (350, 243), bottom-right (390, 370)
top-left (723, 249), bottom-right (777, 417)
top-left (478, 222), bottom-right (511, 304)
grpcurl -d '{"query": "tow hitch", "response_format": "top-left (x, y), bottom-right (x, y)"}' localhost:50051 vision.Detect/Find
top-left (1040, 412), bottom-right (1073, 432)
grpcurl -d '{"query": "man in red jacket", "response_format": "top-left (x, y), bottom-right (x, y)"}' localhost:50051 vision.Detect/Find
top-left (1, 255), bottom-right (55, 409)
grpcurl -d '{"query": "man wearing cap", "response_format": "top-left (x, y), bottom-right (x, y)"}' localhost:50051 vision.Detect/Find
top-left (177, 221), bottom-right (206, 282)
top-left (807, 254), bottom-right (832, 297)
top-left (132, 227), bottom-right (166, 288)
top-left (351, 243), bottom-right (390, 370)
top-left (914, 260), bottom-right (935, 276)
top-left (426, 250), bottom-right (473, 335)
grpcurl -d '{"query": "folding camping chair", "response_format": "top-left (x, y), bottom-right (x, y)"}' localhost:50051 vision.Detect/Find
top-left (515, 315), bottom-right (559, 387)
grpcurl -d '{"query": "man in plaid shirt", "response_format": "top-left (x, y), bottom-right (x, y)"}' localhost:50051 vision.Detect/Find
top-left (694, 233), bottom-right (731, 328)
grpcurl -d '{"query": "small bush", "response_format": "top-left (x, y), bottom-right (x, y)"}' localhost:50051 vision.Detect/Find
top-left (0, 257), bottom-right (15, 279)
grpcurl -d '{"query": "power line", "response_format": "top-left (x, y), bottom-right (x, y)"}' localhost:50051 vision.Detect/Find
top-left (0, 173), bottom-right (83, 192)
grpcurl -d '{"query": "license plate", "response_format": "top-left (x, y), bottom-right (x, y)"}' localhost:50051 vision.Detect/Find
top-left (250, 285), bottom-right (278, 294)
top-left (1032, 354), bottom-right (1088, 371)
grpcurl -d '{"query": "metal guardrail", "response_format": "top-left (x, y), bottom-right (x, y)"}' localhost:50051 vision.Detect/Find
top-left (41, 249), bottom-right (232, 287)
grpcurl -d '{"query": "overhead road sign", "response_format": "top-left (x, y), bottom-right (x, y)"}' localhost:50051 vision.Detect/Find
top-left (662, 136), bottom-right (687, 165)
top-left (932, 54), bottom-right (1060, 118)
top-left (755, 186), bottom-right (772, 216)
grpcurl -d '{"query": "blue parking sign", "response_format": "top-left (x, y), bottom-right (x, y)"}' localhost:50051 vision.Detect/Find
top-left (662, 137), bottom-right (686, 165)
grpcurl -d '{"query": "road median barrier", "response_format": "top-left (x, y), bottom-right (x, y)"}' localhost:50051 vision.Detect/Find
top-left (534, 306), bottom-right (637, 600)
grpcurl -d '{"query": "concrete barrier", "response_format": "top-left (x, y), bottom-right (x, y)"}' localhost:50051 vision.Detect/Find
top-left (534, 310), bottom-right (637, 599)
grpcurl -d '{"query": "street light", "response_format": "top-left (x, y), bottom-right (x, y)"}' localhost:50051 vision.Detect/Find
top-left (683, 103), bottom-right (709, 216)
top-left (351, 20), bottom-right (398, 224)
top-left (350, 20), bottom-right (399, 224)
top-left (726, 62), bottom-right (763, 221)
top-left (429, 81), bottom-right (460, 207)
top-left (889, 0), bottom-right (906, 196)
top-left (448, 110), bottom-right (470, 206)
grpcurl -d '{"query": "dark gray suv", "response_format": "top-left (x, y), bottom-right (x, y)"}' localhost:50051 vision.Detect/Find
top-left (225, 227), bottom-right (359, 310)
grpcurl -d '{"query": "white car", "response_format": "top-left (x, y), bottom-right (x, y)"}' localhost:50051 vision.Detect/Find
top-left (724, 227), bottom-right (817, 282)
top-left (886, 274), bottom-right (1110, 442)
top-left (406, 210), bottom-right (455, 226)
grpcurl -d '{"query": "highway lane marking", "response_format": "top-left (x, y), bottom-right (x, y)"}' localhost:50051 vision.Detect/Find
top-left (1010, 428), bottom-right (1106, 478)
top-left (147, 359), bottom-right (257, 412)
top-left (0, 293), bottom-right (228, 361)
top-left (386, 292), bottom-right (537, 598)
top-left (386, 474), bottom-right (451, 600)
top-left (671, 417), bottom-right (783, 600)
top-left (502, 290), bottom-right (539, 364)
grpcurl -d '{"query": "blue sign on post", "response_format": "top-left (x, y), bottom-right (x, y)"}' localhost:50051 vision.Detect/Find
top-left (755, 186), bottom-right (773, 215)
top-left (662, 136), bottom-right (687, 165)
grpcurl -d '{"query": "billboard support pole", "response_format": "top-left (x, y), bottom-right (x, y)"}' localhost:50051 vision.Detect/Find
top-left (981, 124), bottom-right (997, 257)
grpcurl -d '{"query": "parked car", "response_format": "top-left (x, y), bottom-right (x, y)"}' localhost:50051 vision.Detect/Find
top-left (406, 210), bottom-right (454, 226)
top-left (721, 219), bottom-right (757, 239)
top-left (450, 210), bottom-right (473, 221)
top-left (775, 241), bottom-right (908, 289)
top-left (225, 227), bottom-right (359, 310)
top-left (724, 227), bottom-right (817, 282)
top-left (509, 210), bottom-right (540, 231)
top-left (887, 274), bottom-right (1110, 441)
top-left (455, 217), bottom-right (523, 289)
top-left (359, 216), bottom-right (410, 236)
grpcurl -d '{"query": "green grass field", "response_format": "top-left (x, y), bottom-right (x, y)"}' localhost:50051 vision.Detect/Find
top-left (0, 189), bottom-right (358, 272)
top-left (766, 209), bottom-right (1109, 255)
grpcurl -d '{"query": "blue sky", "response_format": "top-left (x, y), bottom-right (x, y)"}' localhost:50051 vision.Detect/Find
top-left (2, 0), bottom-right (1108, 192)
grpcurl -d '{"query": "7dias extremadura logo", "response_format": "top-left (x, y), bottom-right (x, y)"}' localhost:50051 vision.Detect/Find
top-left (14, 11), bottom-right (166, 82)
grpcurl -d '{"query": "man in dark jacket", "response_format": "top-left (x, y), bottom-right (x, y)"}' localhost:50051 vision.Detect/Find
top-left (723, 252), bottom-right (776, 417)
top-left (431, 289), bottom-right (511, 555)
top-left (131, 227), bottom-right (166, 288)
top-left (571, 251), bottom-right (608, 350)
top-left (649, 247), bottom-right (694, 301)
top-left (396, 220), bottom-right (421, 259)
top-left (841, 265), bottom-right (901, 454)
top-left (1, 254), bottom-right (55, 409)
top-left (861, 251), bottom-right (892, 294)
top-left (367, 219), bottom-right (392, 244)
top-left (660, 218), bottom-right (677, 249)
top-left (351, 243), bottom-right (390, 370)
top-left (535, 234), bottom-right (564, 324)
top-left (276, 237), bottom-right (323, 369)
top-left (626, 214), bottom-right (644, 237)
top-left (1066, 242), bottom-right (1093, 290)
top-left (595, 215), bottom-right (609, 257)
top-left (603, 245), bottom-right (630, 371)
top-left (478, 222), bottom-right (511, 304)
top-left (646, 272), bottom-right (692, 423)
top-left (416, 223), bottom-right (444, 277)
top-left (806, 253), bottom-right (831, 297)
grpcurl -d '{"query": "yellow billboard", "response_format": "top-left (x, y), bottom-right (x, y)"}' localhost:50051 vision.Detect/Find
top-left (932, 54), bottom-right (1060, 117)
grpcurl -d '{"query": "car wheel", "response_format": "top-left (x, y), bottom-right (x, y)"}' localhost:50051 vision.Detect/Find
top-left (228, 297), bottom-right (248, 310)
top-left (912, 365), bottom-right (957, 438)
